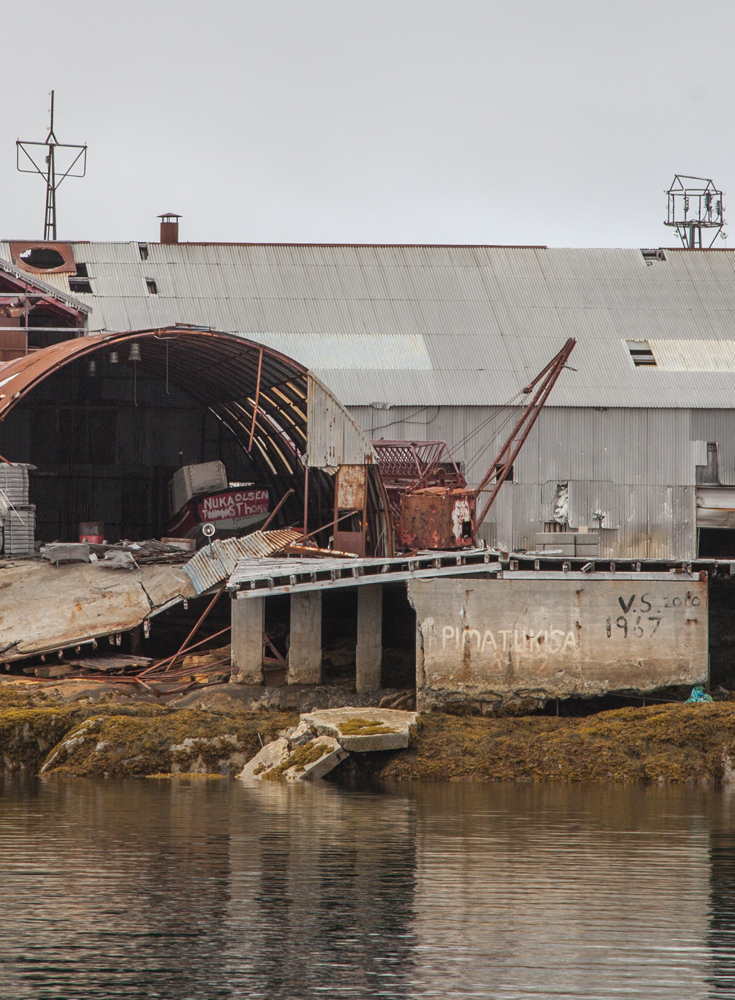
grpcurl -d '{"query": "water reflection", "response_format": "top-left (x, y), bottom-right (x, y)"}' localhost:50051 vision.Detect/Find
top-left (707, 789), bottom-right (735, 996)
top-left (226, 785), bottom-right (417, 997)
top-left (1, 777), bottom-right (735, 998)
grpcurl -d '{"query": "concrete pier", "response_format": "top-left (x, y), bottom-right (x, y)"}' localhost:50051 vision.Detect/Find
top-left (409, 573), bottom-right (708, 712)
top-left (230, 595), bottom-right (265, 685)
top-left (288, 591), bottom-right (323, 684)
top-left (356, 584), bottom-right (382, 693)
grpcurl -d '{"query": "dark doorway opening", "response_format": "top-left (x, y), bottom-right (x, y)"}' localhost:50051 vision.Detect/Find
top-left (708, 576), bottom-right (735, 690)
top-left (321, 589), bottom-right (358, 688)
top-left (699, 528), bottom-right (735, 558)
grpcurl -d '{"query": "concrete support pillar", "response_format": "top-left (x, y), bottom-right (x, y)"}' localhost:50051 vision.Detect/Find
top-left (230, 596), bottom-right (264, 685)
top-left (356, 584), bottom-right (383, 693)
top-left (287, 591), bottom-right (322, 685)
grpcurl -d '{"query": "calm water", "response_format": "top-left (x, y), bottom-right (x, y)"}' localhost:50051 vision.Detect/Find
top-left (1, 778), bottom-right (735, 999)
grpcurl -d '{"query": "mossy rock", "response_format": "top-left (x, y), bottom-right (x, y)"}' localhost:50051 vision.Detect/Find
top-left (0, 706), bottom-right (80, 774)
top-left (40, 709), bottom-right (298, 777)
top-left (348, 703), bottom-right (735, 784)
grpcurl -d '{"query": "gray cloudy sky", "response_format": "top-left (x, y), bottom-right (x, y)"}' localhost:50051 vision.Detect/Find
top-left (3, 0), bottom-right (733, 248)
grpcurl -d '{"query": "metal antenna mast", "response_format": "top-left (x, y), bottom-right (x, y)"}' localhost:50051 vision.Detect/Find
top-left (664, 175), bottom-right (726, 249)
top-left (16, 91), bottom-right (87, 240)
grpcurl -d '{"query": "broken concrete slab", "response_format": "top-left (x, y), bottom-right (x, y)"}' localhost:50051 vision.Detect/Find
top-left (238, 734), bottom-right (348, 782)
top-left (301, 707), bottom-right (418, 751)
top-left (284, 719), bottom-right (316, 746)
top-left (0, 558), bottom-right (195, 661)
top-left (238, 737), bottom-right (291, 780)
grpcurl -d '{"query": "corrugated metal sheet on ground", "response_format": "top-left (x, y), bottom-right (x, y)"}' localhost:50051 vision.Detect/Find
top-left (183, 529), bottom-right (302, 594)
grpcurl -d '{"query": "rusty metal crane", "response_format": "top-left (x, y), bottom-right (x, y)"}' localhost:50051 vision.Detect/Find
top-left (372, 338), bottom-right (576, 550)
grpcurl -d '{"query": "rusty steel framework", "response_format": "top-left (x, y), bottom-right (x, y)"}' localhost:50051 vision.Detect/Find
top-left (16, 91), bottom-right (87, 241)
top-left (372, 339), bottom-right (576, 550)
top-left (0, 327), bottom-right (392, 555)
top-left (665, 175), bottom-right (725, 249)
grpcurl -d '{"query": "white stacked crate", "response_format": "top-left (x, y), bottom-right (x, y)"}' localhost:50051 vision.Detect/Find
top-left (0, 464), bottom-right (35, 556)
top-left (0, 463), bottom-right (29, 504)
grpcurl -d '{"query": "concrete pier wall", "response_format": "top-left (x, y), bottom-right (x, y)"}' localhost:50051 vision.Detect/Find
top-left (408, 573), bottom-right (708, 712)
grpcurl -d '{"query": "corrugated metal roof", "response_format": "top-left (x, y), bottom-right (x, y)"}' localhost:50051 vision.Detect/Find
top-left (184, 529), bottom-right (303, 594)
top-left (649, 339), bottom-right (735, 371)
top-left (0, 253), bottom-right (90, 313)
top-left (19, 241), bottom-right (735, 407)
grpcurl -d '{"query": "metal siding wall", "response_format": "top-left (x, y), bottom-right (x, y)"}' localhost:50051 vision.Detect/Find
top-left (305, 377), bottom-right (376, 468)
top-left (350, 403), bottom-right (700, 559)
top-left (690, 410), bottom-right (735, 486)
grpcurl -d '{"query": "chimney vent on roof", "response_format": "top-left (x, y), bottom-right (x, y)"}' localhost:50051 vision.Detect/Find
top-left (158, 213), bottom-right (181, 244)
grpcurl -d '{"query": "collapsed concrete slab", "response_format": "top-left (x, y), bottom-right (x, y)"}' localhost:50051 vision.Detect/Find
top-left (238, 735), bottom-right (347, 782)
top-left (301, 707), bottom-right (417, 751)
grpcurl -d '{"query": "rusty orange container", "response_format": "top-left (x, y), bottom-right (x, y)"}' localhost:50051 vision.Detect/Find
top-left (399, 488), bottom-right (476, 550)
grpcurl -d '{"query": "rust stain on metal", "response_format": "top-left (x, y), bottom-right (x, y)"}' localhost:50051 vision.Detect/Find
top-left (336, 464), bottom-right (367, 509)
top-left (400, 488), bottom-right (476, 550)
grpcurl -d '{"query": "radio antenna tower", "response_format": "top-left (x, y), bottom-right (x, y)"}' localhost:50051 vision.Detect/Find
top-left (16, 91), bottom-right (87, 240)
top-left (664, 175), bottom-right (725, 248)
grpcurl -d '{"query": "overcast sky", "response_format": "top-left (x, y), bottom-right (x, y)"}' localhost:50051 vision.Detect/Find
top-left (3, 0), bottom-right (733, 248)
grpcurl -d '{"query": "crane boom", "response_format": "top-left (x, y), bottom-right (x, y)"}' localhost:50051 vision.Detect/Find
top-left (474, 337), bottom-right (576, 528)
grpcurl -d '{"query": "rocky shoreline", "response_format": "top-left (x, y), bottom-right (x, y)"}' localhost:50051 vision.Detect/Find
top-left (2, 680), bottom-right (735, 784)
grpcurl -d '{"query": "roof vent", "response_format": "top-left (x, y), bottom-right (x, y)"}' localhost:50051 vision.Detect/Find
top-left (19, 246), bottom-right (66, 270)
top-left (641, 248), bottom-right (667, 265)
top-left (626, 340), bottom-right (657, 367)
top-left (158, 213), bottom-right (181, 245)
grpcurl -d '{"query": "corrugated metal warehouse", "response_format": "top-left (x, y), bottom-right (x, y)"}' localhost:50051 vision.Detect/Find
top-left (4, 234), bottom-right (735, 559)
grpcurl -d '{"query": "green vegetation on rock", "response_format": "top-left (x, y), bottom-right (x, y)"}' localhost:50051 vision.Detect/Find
top-left (261, 740), bottom-right (329, 781)
top-left (4, 679), bottom-right (735, 784)
top-left (337, 717), bottom-right (397, 736)
top-left (353, 704), bottom-right (735, 784)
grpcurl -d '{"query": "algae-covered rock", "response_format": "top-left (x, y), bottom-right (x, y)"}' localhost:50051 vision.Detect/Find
top-left (353, 703), bottom-right (735, 784)
top-left (0, 705), bottom-right (80, 773)
top-left (39, 709), bottom-right (298, 777)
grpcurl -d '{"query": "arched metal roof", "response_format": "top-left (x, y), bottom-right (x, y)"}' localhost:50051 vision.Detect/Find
top-left (0, 326), bottom-right (375, 476)
top-left (0, 326), bottom-right (390, 554)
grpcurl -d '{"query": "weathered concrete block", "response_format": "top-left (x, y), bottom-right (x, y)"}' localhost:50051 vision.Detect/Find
top-left (230, 596), bottom-right (264, 685)
top-left (409, 575), bottom-right (708, 712)
top-left (238, 737), bottom-right (290, 779)
top-left (302, 707), bottom-right (417, 752)
top-left (356, 584), bottom-right (382, 693)
top-left (284, 719), bottom-right (316, 746)
top-left (238, 734), bottom-right (347, 781)
top-left (296, 737), bottom-right (348, 779)
top-left (288, 591), bottom-right (322, 685)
